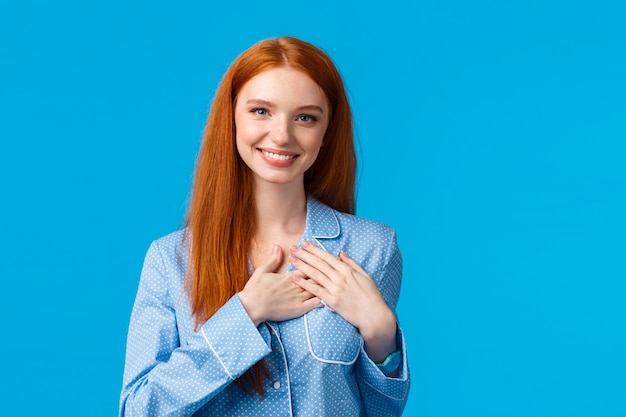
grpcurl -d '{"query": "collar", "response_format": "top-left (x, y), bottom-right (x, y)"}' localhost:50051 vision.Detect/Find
top-left (306, 196), bottom-right (340, 240)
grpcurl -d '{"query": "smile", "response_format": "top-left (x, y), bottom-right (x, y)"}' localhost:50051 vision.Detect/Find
top-left (261, 150), bottom-right (297, 161)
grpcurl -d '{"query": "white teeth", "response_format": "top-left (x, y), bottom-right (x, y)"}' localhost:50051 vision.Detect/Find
top-left (263, 151), bottom-right (295, 161)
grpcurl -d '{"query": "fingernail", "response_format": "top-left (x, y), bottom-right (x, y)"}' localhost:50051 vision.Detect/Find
top-left (289, 255), bottom-right (298, 263)
top-left (302, 240), bottom-right (310, 248)
top-left (290, 245), bottom-right (298, 253)
top-left (293, 276), bottom-right (301, 282)
top-left (273, 245), bottom-right (280, 254)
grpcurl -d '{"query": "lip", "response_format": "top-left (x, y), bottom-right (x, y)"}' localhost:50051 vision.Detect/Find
top-left (257, 148), bottom-right (299, 168)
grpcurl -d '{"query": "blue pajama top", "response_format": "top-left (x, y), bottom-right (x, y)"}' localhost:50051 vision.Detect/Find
top-left (120, 197), bottom-right (410, 416)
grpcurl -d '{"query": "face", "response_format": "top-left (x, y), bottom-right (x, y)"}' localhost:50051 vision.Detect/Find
top-left (234, 66), bottom-right (330, 188)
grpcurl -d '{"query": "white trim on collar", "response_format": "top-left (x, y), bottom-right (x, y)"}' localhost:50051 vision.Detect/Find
top-left (306, 196), bottom-right (340, 239)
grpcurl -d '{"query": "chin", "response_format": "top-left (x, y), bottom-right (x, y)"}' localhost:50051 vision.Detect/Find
top-left (254, 174), bottom-right (303, 186)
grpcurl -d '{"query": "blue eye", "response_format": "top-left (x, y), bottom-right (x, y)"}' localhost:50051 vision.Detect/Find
top-left (298, 115), bottom-right (317, 122)
top-left (252, 108), bottom-right (268, 116)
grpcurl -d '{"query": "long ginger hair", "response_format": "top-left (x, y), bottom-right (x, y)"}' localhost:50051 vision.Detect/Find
top-left (185, 36), bottom-right (356, 395)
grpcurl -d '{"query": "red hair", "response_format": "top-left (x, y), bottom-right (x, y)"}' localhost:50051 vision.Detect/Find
top-left (185, 36), bottom-right (356, 395)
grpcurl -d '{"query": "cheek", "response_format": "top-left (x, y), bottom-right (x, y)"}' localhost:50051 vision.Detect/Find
top-left (234, 120), bottom-right (256, 148)
top-left (234, 125), bottom-right (254, 160)
top-left (308, 129), bottom-right (326, 152)
top-left (302, 132), bottom-right (325, 168)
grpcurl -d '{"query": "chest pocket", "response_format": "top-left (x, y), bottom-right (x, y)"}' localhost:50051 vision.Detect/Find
top-left (304, 306), bottom-right (363, 364)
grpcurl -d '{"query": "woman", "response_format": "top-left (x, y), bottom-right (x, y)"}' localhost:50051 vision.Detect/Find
top-left (120, 36), bottom-right (410, 416)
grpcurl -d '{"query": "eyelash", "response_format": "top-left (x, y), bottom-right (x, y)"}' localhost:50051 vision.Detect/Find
top-left (250, 108), bottom-right (318, 123)
top-left (298, 115), bottom-right (317, 123)
top-left (251, 108), bottom-right (268, 116)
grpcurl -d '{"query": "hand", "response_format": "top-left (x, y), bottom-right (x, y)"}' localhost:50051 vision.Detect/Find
top-left (238, 245), bottom-right (322, 327)
top-left (289, 241), bottom-right (398, 363)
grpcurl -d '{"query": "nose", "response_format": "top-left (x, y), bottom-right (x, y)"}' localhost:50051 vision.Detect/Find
top-left (269, 117), bottom-right (292, 146)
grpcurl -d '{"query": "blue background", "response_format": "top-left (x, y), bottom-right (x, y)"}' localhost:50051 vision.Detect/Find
top-left (1, 1), bottom-right (625, 415)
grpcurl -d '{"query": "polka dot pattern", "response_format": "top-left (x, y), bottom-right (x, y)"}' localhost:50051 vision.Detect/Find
top-left (120, 197), bottom-right (410, 416)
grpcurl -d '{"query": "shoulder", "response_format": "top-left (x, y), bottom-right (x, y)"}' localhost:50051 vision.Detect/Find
top-left (153, 229), bottom-right (187, 249)
top-left (333, 210), bottom-right (397, 243)
top-left (333, 210), bottom-right (399, 267)
top-left (308, 196), bottom-right (397, 243)
top-left (146, 229), bottom-right (189, 278)
top-left (308, 198), bottom-right (399, 266)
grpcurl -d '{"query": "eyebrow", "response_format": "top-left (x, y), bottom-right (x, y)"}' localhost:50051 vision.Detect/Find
top-left (245, 99), bottom-right (325, 114)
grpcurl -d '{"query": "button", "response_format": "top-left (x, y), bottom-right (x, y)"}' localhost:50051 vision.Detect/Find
top-left (273, 381), bottom-right (281, 389)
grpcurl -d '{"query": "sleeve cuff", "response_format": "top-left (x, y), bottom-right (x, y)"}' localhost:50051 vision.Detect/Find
top-left (198, 294), bottom-right (272, 380)
top-left (357, 324), bottom-right (410, 398)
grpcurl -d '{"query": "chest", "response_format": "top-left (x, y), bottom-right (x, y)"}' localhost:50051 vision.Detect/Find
top-left (248, 233), bottom-right (303, 274)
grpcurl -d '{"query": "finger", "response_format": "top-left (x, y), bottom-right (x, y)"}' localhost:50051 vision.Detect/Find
top-left (290, 242), bottom-right (340, 279)
top-left (292, 274), bottom-right (328, 300)
top-left (286, 269), bottom-right (307, 280)
top-left (289, 254), bottom-right (335, 290)
top-left (301, 296), bottom-right (324, 312)
top-left (294, 277), bottom-right (338, 313)
top-left (301, 241), bottom-right (345, 267)
top-left (256, 245), bottom-right (283, 273)
top-left (339, 251), bottom-right (369, 277)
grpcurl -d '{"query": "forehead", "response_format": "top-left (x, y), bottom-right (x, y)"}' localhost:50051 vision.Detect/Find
top-left (236, 67), bottom-right (328, 109)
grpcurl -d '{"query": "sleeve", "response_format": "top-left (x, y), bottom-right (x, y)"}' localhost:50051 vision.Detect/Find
top-left (355, 230), bottom-right (411, 416)
top-left (119, 241), bottom-right (272, 417)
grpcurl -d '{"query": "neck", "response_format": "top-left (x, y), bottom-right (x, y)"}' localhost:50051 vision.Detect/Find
top-left (253, 181), bottom-right (307, 236)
